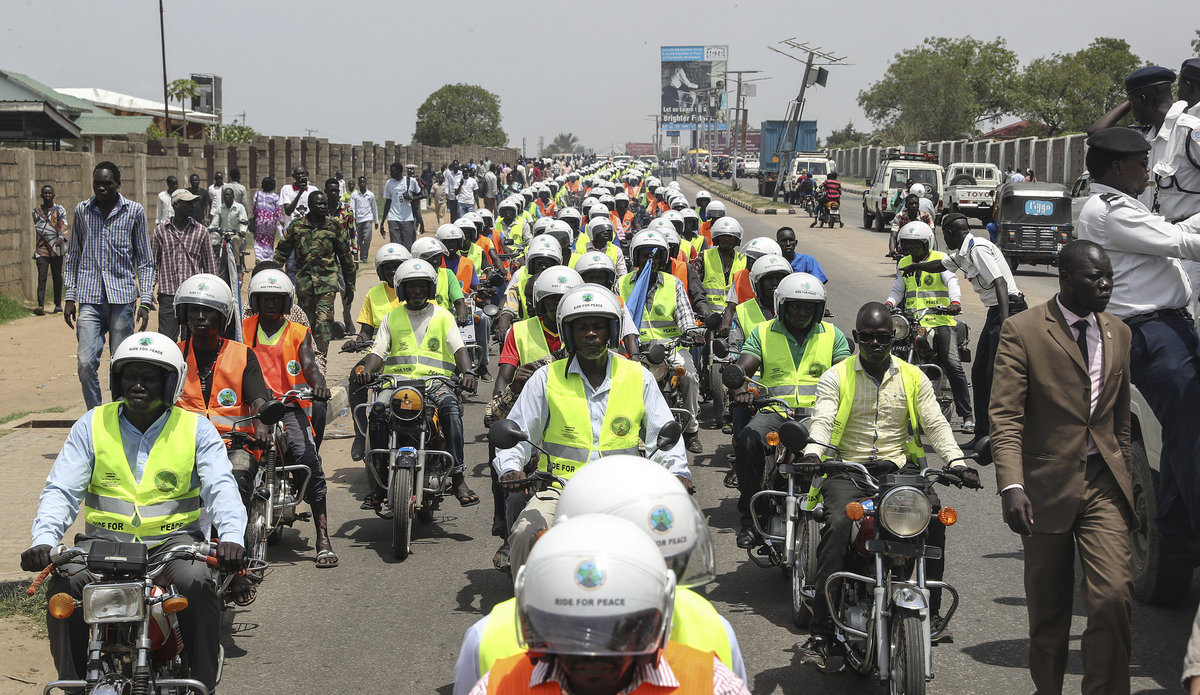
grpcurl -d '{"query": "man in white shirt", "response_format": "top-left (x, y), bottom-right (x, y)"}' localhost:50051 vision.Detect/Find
top-left (456, 169), bottom-right (479, 216)
top-left (156, 175), bottom-right (178, 226)
top-left (444, 161), bottom-right (463, 221)
top-left (225, 167), bottom-right (248, 208)
top-left (280, 166), bottom-right (319, 221)
top-left (350, 176), bottom-right (378, 262)
top-left (382, 162), bottom-right (422, 249)
top-left (1007, 170), bottom-right (1026, 183)
top-left (207, 171), bottom-right (225, 219)
top-left (1077, 127), bottom-right (1200, 552)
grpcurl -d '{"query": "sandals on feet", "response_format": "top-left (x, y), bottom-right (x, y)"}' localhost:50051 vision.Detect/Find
top-left (230, 576), bottom-right (257, 606)
top-left (455, 483), bottom-right (480, 507)
top-left (316, 548), bottom-right (339, 568)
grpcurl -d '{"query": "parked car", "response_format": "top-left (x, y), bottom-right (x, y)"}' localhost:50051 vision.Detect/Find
top-left (780, 153), bottom-right (836, 199)
top-left (1069, 170), bottom-right (1091, 224)
top-left (862, 151), bottom-right (944, 232)
top-left (988, 182), bottom-right (1074, 271)
top-left (943, 162), bottom-right (1002, 224)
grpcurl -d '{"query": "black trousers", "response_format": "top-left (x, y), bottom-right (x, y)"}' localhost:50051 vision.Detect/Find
top-left (972, 295), bottom-right (1028, 437)
top-left (36, 255), bottom-right (63, 308)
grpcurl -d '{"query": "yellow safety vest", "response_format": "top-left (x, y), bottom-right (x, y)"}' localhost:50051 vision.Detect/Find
top-left (382, 305), bottom-right (457, 377)
top-left (734, 298), bottom-right (769, 337)
top-left (434, 267), bottom-right (459, 310)
top-left (84, 403), bottom-right (203, 547)
top-left (898, 251), bottom-right (956, 328)
top-left (829, 355), bottom-right (926, 462)
top-left (683, 234), bottom-right (706, 259)
top-left (477, 589), bottom-right (734, 678)
top-left (758, 320), bottom-right (837, 409)
top-left (364, 282), bottom-right (401, 328)
top-left (700, 247), bottom-right (745, 311)
top-left (542, 356), bottom-right (642, 479)
top-left (466, 241), bottom-right (484, 270)
top-left (617, 272), bottom-right (681, 342)
top-left (511, 317), bottom-right (552, 364)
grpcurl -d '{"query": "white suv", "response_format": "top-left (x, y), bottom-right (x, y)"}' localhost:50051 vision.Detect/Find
top-left (862, 152), bottom-right (944, 232)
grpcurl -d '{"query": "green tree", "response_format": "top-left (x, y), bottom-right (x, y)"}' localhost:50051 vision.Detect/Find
top-left (413, 84), bottom-right (507, 147)
top-left (165, 78), bottom-right (199, 137)
top-left (545, 132), bottom-right (585, 155)
top-left (858, 37), bottom-right (1018, 142)
top-left (822, 121), bottom-right (870, 149)
top-left (1192, 29), bottom-right (1199, 54)
top-left (1015, 38), bottom-right (1141, 136)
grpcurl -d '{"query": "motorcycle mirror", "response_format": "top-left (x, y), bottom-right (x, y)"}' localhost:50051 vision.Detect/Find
top-left (655, 420), bottom-right (683, 452)
top-left (482, 304), bottom-right (500, 318)
top-left (778, 420), bottom-right (811, 451)
top-left (489, 418), bottom-right (529, 449)
top-left (972, 436), bottom-right (993, 466)
top-left (646, 343), bottom-right (667, 365)
top-left (721, 363), bottom-right (746, 390)
top-left (257, 401), bottom-right (287, 427)
top-left (712, 339), bottom-right (729, 359)
top-left (703, 312), bottom-right (724, 331)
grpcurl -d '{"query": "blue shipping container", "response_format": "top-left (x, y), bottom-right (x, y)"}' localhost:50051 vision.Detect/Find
top-left (758, 120), bottom-right (818, 175)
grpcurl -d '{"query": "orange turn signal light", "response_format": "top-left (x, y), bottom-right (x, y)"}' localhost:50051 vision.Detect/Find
top-left (938, 507), bottom-right (958, 526)
top-left (674, 365), bottom-right (687, 377)
top-left (766, 431), bottom-right (780, 447)
top-left (162, 596), bottom-right (189, 614)
top-left (845, 502), bottom-right (865, 521)
top-left (48, 592), bottom-right (75, 620)
top-left (747, 387), bottom-right (759, 397)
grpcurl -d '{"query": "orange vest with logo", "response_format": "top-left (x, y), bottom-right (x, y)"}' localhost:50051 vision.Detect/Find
top-left (454, 256), bottom-right (476, 294)
top-left (536, 199), bottom-right (557, 218)
top-left (731, 268), bottom-right (755, 304)
top-left (176, 338), bottom-right (254, 446)
top-left (699, 220), bottom-right (713, 245)
top-left (241, 316), bottom-right (313, 424)
top-left (485, 641), bottom-right (715, 695)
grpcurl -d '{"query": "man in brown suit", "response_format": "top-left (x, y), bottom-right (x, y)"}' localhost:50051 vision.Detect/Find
top-left (990, 239), bottom-right (1135, 695)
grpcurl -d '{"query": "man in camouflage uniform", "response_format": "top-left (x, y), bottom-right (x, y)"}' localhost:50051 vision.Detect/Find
top-left (274, 191), bottom-right (355, 354)
top-left (324, 177), bottom-right (357, 331)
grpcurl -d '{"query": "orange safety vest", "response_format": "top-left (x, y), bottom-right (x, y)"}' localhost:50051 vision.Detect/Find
top-left (566, 180), bottom-right (581, 193)
top-left (536, 199), bottom-right (557, 218)
top-left (670, 257), bottom-right (688, 287)
top-left (731, 268), bottom-right (755, 304)
top-left (453, 256), bottom-right (476, 294)
top-left (485, 641), bottom-right (715, 695)
top-left (176, 338), bottom-right (255, 446)
top-left (241, 316), bottom-right (313, 423)
top-left (699, 220), bottom-right (713, 246)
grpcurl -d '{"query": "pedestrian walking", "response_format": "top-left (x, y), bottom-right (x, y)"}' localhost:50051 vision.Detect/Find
top-left (990, 240), bottom-right (1134, 695)
top-left (324, 177), bottom-right (357, 331)
top-left (350, 176), bottom-right (378, 262)
top-left (456, 168), bottom-right (479, 216)
top-left (150, 189), bottom-right (215, 340)
top-left (280, 166), bottom-right (319, 221)
top-left (155, 175), bottom-right (177, 225)
top-left (273, 191), bottom-right (355, 355)
top-left (431, 172), bottom-right (447, 225)
top-left (482, 164), bottom-right (499, 213)
top-left (63, 161), bottom-right (153, 409)
top-left (185, 173), bottom-right (212, 226)
top-left (251, 177), bottom-right (284, 261)
top-left (225, 167), bottom-right (248, 208)
top-left (407, 164), bottom-right (427, 234)
top-left (445, 161), bottom-right (463, 221)
top-left (31, 184), bottom-right (69, 315)
top-left (382, 162), bottom-right (422, 249)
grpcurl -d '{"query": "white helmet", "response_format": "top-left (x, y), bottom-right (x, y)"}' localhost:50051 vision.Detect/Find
top-left (519, 187), bottom-right (533, 197)
top-left (588, 204), bottom-right (609, 220)
top-left (705, 200), bottom-right (726, 218)
top-left (247, 270), bottom-right (295, 314)
top-left (909, 183), bottom-right (927, 197)
top-left (897, 220), bottom-right (935, 247)
top-left (660, 226), bottom-right (682, 250)
top-left (525, 234), bottom-right (564, 266)
top-left (410, 236), bottom-right (448, 262)
top-left (581, 196), bottom-right (599, 212)
top-left (174, 273), bottom-right (234, 327)
top-left (532, 266), bottom-right (582, 306)
top-left (667, 181), bottom-right (681, 191)
top-left (374, 242), bottom-right (412, 282)
top-left (773, 271), bottom-right (827, 318)
top-left (497, 198), bottom-right (518, 214)
top-left (679, 207), bottom-right (699, 227)
top-left (661, 210), bottom-right (684, 234)
top-left (587, 217), bottom-right (615, 240)
top-left (613, 191), bottom-right (630, 202)
top-left (669, 196), bottom-right (688, 211)
top-left (695, 190), bottom-right (711, 203)
top-left (557, 283), bottom-right (624, 352)
top-left (709, 216), bottom-right (744, 242)
top-left (749, 255), bottom-right (794, 297)
top-left (645, 217), bottom-right (673, 234)
top-left (573, 251), bottom-right (617, 287)
top-left (531, 216), bottom-right (554, 238)
top-left (515, 514), bottom-right (674, 657)
top-left (437, 222), bottom-right (466, 243)
top-left (558, 206), bottom-right (582, 224)
top-left (109, 331), bottom-right (188, 404)
top-left (478, 208), bottom-right (494, 226)
top-left (546, 219), bottom-right (575, 249)
top-left (597, 194), bottom-right (616, 210)
top-left (392, 258), bottom-right (439, 295)
top-left (629, 229), bottom-right (670, 263)
top-left (741, 236), bottom-right (782, 260)
top-left (556, 455), bottom-right (715, 588)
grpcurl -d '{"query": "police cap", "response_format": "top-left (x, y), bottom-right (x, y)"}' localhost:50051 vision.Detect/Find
top-left (1086, 127), bottom-right (1151, 155)
top-left (1125, 66), bottom-right (1176, 94)
top-left (1181, 59), bottom-right (1200, 83)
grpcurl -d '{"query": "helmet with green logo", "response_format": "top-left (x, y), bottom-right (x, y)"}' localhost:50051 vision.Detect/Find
top-left (556, 283), bottom-right (624, 353)
top-left (247, 270), bottom-right (295, 314)
top-left (174, 273), bottom-right (235, 328)
top-left (109, 331), bottom-right (188, 404)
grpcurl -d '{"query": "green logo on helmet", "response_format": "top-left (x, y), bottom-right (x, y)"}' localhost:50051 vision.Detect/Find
top-left (582, 293), bottom-right (594, 302)
top-left (649, 505), bottom-right (674, 534)
top-left (138, 336), bottom-right (152, 346)
top-left (575, 561), bottom-right (606, 590)
top-left (197, 282), bottom-right (208, 291)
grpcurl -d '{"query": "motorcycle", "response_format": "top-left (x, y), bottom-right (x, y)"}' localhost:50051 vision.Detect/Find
top-left (815, 199), bottom-right (843, 228)
top-left (488, 417), bottom-right (683, 482)
top-left (696, 313), bottom-right (734, 426)
top-left (355, 373), bottom-right (466, 560)
top-left (778, 421), bottom-right (989, 695)
top-left (890, 307), bottom-right (971, 420)
top-left (642, 335), bottom-right (700, 433)
top-left (28, 541), bottom-right (235, 695)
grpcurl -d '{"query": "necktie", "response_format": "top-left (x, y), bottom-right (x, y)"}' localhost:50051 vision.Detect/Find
top-left (1072, 319), bottom-right (1090, 363)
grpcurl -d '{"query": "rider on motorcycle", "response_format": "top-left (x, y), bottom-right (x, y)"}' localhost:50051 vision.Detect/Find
top-left (241, 271), bottom-right (337, 568)
top-left (731, 273), bottom-right (851, 548)
top-left (657, 224), bottom-right (711, 319)
top-left (495, 198), bottom-right (526, 248)
top-left (495, 283), bottom-right (691, 575)
top-left (811, 172), bottom-right (843, 228)
top-left (411, 236), bottom-right (470, 325)
top-left (725, 237), bottom-right (783, 309)
top-left (22, 332), bottom-right (247, 692)
top-left (885, 221), bottom-right (974, 433)
top-left (455, 455), bottom-right (746, 695)
top-left (578, 217), bottom-right (627, 274)
top-left (620, 230), bottom-right (706, 453)
top-left (697, 217), bottom-right (747, 316)
top-left (573, 251), bottom-right (618, 291)
top-left (700, 200), bottom-right (726, 245)
top-left (351, 259), bottom-right (480, 509)
top-left (888, 192), bottom-right (935, 258)
top-left (695, 190), bottom-right (713, 221)
top-left (466, 514), bottom-right (749, 695)
top-left (439, 221), bottom-right (492, 378)
top-left (798, 170), bottom-right (816, 207)
top-left (797, 302), bottom-right (981, 669)
top-left (495, 234), bottom-right (564, 341)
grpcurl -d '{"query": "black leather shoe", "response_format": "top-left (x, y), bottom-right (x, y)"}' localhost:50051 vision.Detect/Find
top-left (736, 526), bottom-right (759, 549)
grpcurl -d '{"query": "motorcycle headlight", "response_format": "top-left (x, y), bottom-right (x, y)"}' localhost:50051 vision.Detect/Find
top-left (82, 583), bottom-right (144, 624)
top-left (391, 386), bottom-right (423, 422)
top-left (878, 487), bottom-right (932, 538)
top-left (891, 315), bottom-right (911, 341)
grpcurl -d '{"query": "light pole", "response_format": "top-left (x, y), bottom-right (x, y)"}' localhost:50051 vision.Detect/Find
top-left (725, 70), bottom-right (762, 190)
top-left (158, 0), bottom-right (170, 138)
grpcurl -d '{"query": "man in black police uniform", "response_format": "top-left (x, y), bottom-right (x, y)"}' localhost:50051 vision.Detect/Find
top-left (1076, 126), bottom-right (1200, 559)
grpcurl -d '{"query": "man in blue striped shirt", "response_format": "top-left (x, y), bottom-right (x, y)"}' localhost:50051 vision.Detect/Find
top-left (64, 161), bottom-right (154, 408)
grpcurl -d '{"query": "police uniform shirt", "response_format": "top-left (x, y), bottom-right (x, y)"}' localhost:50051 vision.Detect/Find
top-left (1151, 100), bottom-right (1200, 222)
top-left (1076, 182), bottom-right (1200, 318)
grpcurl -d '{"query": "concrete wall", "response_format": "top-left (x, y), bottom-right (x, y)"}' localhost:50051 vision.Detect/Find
top-left (829, 133), bottom-right (1091, 188)
top-left (0, 136), bottom-right (520, 301)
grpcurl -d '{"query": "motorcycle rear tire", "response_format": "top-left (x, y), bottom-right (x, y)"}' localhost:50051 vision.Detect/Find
top-left (889, 611), bottom-right (927, 695)
top-left (247, 496), bottom-right (270, 565)
top-left (791, 518), bottom-right (819, 628)
top-left (707, 362), bottom-right (727, 426)
top-left (267, 525), bottom-right (283, 546)
top-left (391, 468), bottom-right (414, 560)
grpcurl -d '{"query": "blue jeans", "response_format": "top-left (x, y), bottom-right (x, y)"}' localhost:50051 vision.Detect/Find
top-left (76, 303), bottom-right (135, 409)
top-left (1127, 313), bottom-right (1200, 539)
top-left (457, 202), bottom-right (475, 216)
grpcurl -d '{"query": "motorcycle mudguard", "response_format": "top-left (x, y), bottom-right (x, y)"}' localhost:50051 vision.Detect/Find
top-left (149, 586), bottom-right (184, 663)
top-left (801, 475), bottom-right (826, 512)
top-left (891, 584), bottom-right (929, 612)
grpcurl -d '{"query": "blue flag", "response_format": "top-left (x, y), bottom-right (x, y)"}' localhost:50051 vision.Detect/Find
top-left (625, 250), bottom-right (658, 333)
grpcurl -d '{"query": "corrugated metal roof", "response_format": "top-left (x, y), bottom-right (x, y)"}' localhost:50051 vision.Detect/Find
top-left (0, 70), bottom-right (85, 115)
top-left (74, 112), bottom-right (154, 136)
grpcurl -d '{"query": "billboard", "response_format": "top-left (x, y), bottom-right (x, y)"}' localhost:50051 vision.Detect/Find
top-left (660, 45), bottom-right (728, 131)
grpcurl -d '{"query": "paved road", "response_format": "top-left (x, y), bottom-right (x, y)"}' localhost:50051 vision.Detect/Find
top-left (205, 184), bottom-right (1197, 694)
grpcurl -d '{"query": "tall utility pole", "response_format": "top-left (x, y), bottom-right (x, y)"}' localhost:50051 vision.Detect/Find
top-left (767, 39), bottom-right (850, 201)
top-left (158, 0), bottom-right (170, 138)
top-left (646, 115), bottom-right (661, 157)
top-left (725, 70), bottom-right (761, 190)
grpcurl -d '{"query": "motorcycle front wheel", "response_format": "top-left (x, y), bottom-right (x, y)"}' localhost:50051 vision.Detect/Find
top-left (791, 518), bottom-right (820, 628)
top-left (391, 468), bottom-right (414, 560)
top-left (889, 611), bottom-right (927, 695)
top-left (707, 361), bottom-right (726, 425)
